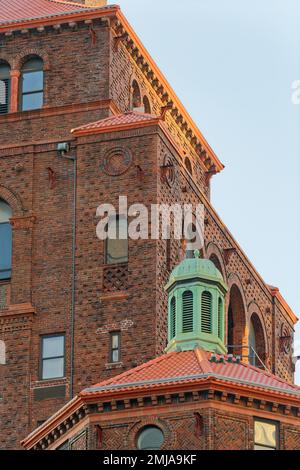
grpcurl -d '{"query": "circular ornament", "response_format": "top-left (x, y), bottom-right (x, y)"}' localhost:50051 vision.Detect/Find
top-left (163, 154), bottom-right (175, 187)
top-left (100, 147), bottom-right (132, 176)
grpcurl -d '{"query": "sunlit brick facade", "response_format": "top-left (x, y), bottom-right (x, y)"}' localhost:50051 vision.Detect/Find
top-left (0, 0), bottom-right (298, 450)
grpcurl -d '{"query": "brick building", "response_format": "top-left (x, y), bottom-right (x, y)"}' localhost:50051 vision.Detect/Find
top-left (0, 0), bottom-right (298, 450)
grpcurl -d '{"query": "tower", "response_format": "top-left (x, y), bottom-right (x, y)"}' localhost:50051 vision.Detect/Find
top-left (165, 250), bottom-right (227, 354)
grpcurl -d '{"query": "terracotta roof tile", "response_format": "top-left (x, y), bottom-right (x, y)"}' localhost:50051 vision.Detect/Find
top-left (0, 0), bottom-right (110, 26)
top-left (71, 111), bottom-right (161, 133)
top-left (81, 349), bottom-right (300, 397)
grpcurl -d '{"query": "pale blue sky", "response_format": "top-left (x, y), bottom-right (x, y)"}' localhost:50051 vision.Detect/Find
top-left (116, 0), bottom-right (300, 381)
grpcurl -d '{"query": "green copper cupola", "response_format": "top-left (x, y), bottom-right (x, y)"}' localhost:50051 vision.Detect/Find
top-left (165, 250), bottom-right (228, 354)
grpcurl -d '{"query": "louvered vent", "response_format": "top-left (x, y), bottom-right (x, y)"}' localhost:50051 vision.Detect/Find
top-left (201, 291), bottom-right (212, 334)
top-left (0, 79), bottom-right (10, 114)
top-left (170, 297), bottom-right (176, 339)
top-left (218, 298), bottom-right (223, 339)
top-left (182, 290), bottom-right (193, 333)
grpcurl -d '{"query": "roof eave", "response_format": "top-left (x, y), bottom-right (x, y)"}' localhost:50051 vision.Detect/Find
top-left (0, 5), bottom-right (120, 33)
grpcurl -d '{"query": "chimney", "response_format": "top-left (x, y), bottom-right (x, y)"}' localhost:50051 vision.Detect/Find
top-left (71, 0), bottom-right (107, 5)
top-left (86, 0), bottom-right (108, 5)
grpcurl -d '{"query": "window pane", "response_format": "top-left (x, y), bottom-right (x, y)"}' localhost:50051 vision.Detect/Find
top-left (22, 71), bottom-right (43, 93)
top-left (0, 200), bottom-right (12, 222)
top-left (0, 223), bottom-right (12, 280)
top-left (22, 92), bottom-right (43, 111)
top-left (106, 238), bottom-right (128, 264)
top-left (112, 334), bottom-right (119, 349)
top-left (112, 349), bottom-right (120, 363)
top-left (254, 421), bottom-right (277, 448)
top-left (137, 427), bottom-right (164, 450)
top-left (43, 336), bottom-right (64, 359)
top-left (42, 357), bottom-right (64, 379)
top-left (106, 217), bottom-right (128, 265)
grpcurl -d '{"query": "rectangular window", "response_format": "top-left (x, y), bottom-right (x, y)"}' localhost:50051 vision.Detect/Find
top-left (109, 332), bottom-right (121, 363)
top-left (254, 419), bottom-right (279, 450)
top-left (21, 70), bottom-right (44, 111)
top-left (105, 215), bottom-right (128, 265)
top-left (0, 78), bottom-right (10, 114)
top-left (41, 334), bottom-right (65, 380)
top-left (0, 223), bottom-right (12, 280)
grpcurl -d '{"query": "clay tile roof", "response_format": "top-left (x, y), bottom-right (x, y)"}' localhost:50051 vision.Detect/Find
top-left (71, 111), bottom-right (161, 134)
top-left (0, 0), bottom-right (112, 26)
top-left (81, 349), bottom-right (300, 397)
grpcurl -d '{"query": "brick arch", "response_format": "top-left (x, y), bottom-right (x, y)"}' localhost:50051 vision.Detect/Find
top-left (125, 417), bottom-right (176, 450)
top-left (226, 272), bottom-right (248, 357)
top-left (0, 185), bottom-right (24, 216)
top-left (0, 57), bottom-right (12, 67)
top-left (206, 242), bottom-right (227, 282)
top-left (248, 301), bottom-right (269, 364)
top-left (12, 49), bottom-right (50, 71)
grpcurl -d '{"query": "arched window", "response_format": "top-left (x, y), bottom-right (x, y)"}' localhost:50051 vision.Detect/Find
top-left (218, 297), bottom-right (223, 340)
top-left (0, 340), bottom-right (5, 365)
top-left (21, 57), bottom-right (44, 111)
top-left (0, 199), bottom-right (12, 280)
top-left (248, 313), bottom-right (266, 367)
top-left (137, 426), bottom-right (164, 450)
top-left (182, 290), bottom-right (193, 333)
top-left (185, 157), bottom-right (193, 175)
top-left (0, 62), bottom-right (11, 114)
top-left (132, 80), bottom-right (142, 111)
top-left (170, 296), bottom-right (176, 340)
top-left (249, 318), bottom-right (256, 366)
top-left (201, 291), bottom-right (212, 334)
top-left (143, 95), bottom-right (151, 114)
top-left (105, 215), bottom-right (128, 265)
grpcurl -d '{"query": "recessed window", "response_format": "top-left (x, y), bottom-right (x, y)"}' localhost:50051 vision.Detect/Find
top-left (254, 419), bottom-right (278, 450)
top-left (0, 199), bottom-right (12, 280)
top-left (109, 332), bottom-right (121, 363)
top-left (143, 95), bottom-right (151, 114)
top-left (41, 335), bottom-right (65, 380)
top-left (0, 62), bottom-right (11, 114)
top-left (184, 157), bottom-right (193, 175)
top-left (105, 215), bottom-right (128, 265)
top-left (21, 57), bottom-right (44, 111)
top-left (132, 80), bottom-right (142, 111)
top-left (137, 426), bottom-right (164, 450)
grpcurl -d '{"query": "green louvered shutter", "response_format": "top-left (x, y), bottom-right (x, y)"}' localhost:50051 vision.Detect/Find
top-left (201, 291), bottom-right (212, 333)
top-left (218, 297), bottom-right (223, 339)
top-left (182, 290), bottom-right (193, 333)
top-left (170, 297), bottom-right (176, 339)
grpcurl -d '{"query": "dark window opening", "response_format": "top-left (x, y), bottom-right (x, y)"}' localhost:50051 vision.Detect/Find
top-left (109, 332), bottom-right (121, 363)
top-left (0, 63), bottom-right (11, 114)
top-left (0, 199), bottom-right (12, 280)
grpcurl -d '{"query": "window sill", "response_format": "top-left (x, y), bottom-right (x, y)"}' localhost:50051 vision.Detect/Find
top-left (105, 362), bottom-right (124, 370)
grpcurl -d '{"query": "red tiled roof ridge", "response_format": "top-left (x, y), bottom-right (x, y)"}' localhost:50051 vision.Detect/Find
top-left (90, 351), bottom-right (180, 389)
top-left (209, 350), bottom-right (300, 391)
top-left (71, 110), bottom-right (161, 133)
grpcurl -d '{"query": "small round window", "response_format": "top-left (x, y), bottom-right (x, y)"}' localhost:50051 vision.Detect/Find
top-left (137, 426), bottom-right (164, 450)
